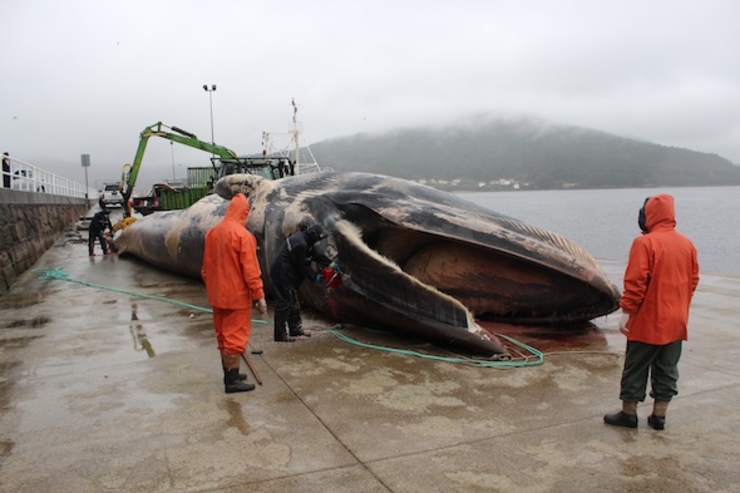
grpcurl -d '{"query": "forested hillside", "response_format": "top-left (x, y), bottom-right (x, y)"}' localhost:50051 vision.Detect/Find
top-left (309, 117), bottom-right (740, 189)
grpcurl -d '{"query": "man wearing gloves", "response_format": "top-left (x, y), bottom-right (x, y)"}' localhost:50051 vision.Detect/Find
top-left (270, 224), bottom-right (327, 342)
top-left (604, 194), bottom-right (699, 430)
top-left (201, 193), bottom-right (267, 393)
top-left (88, 208), bottom-right (113, 256)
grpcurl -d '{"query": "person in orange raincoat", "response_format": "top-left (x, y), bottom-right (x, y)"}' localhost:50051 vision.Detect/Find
top-left (201, 193), bottom-right (267, 393)
top-left (604, 194), bottom-right (699, 430)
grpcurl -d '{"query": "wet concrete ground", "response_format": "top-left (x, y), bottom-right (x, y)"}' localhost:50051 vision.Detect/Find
top-left (1, 211), bottom-right (739, 492)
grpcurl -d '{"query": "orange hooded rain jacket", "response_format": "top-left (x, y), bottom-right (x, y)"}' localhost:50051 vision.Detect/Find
top-left (620, 194), bottom-right (699, 345)
top-left (201, 193), bottom-right (265, 310)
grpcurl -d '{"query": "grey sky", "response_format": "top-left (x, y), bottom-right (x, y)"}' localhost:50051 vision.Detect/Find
top-left (1, 0), bottom-right (738, 190)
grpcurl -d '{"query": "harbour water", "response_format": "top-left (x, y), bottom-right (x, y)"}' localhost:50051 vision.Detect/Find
top-left (459, 185), bottom-right (740, 276)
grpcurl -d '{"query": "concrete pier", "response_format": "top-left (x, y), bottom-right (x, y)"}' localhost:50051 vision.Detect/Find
top-left (1, 224), bottom-right (738, 492)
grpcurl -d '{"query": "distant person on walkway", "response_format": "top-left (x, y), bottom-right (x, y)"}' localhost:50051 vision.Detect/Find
top-left (88, 209), bottom-right (113, 256)
top-left (269, 224), bottom-right (327, 342)
top-left (201, 193), bottom-right (267, 394)
top-left (2, 152), bottom-right (10, 189)
top-left (604, 194), bottom-right (699, 430)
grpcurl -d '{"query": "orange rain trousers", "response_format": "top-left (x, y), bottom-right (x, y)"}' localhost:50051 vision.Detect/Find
top-left (212, 307), bottom-right (252, 355)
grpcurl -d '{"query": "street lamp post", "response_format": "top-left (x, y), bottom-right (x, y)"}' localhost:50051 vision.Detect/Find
top-left (170, 141), bottom-right (176, 180)
top-left (202, 84), bottom-right (217, 145)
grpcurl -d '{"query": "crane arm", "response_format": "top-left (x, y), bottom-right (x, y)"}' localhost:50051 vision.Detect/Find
top-left (121, 122), bottom-right (238, 216)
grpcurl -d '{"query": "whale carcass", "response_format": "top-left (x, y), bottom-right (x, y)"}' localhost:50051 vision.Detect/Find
top-left (113, 171), bottom-right (620, 357)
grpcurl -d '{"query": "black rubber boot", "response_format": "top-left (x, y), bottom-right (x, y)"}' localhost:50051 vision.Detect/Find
top-left (289, 326), bottom-right (312, 337)
top-left (224, 368), bottom-right (255, 393)
top-left (222, 371), bottom-right (248, 385)
top-left (221, 356), bottom-right (247, 383)
top-left (648, 400), bottom-right (668, 430)
top-left (603, 411), bottom-right (638, 428)
top-left (647, 415), bottom-right (666, 430)
top-left (274, 307), bottom-right (295, 342)
top-left (287, 308), bottom-right (303, 337)
top-left (275, 333), bottom-right (296, 342)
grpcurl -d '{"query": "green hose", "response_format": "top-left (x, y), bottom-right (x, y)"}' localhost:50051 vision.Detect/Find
top-left (324, 325), bottom-right (544, 368)
top-left (32, 266), bottom-right (267, 323)
top-left (34, 267), bottom-right (543, 366)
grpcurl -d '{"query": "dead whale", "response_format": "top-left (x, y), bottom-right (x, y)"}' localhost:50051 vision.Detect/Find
top-left (113, 171), bottom-right (620, 356)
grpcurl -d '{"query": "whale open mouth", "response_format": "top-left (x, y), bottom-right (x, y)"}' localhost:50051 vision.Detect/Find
top-left (312, 210), bottom-right (618, 356)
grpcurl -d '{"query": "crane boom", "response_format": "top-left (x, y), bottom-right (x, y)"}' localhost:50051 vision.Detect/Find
top-left (120, 122), bottom-right (238, 216)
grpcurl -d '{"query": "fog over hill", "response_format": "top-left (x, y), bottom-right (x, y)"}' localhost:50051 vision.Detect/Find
top-left (309, 116), bottom-right (740, 190)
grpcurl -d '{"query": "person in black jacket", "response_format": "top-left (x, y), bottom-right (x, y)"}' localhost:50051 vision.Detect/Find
top-left (2, 152), bottom-right (10, 189)
top-left (88, 209), bottom-right (113, 256)
top-left (269, 224), bottom-right (327, 342)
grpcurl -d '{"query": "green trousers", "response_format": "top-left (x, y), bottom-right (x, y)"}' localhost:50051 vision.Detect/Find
top-left (619, 340), bottom-right (682, 402)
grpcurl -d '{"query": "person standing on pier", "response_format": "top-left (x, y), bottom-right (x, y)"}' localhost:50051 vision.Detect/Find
top-left (201, 193), bottom-right (267, 393)
top-left (604, 194), bottom-right (699, 430)
top-left (2, 152), bottom-right (10, 189)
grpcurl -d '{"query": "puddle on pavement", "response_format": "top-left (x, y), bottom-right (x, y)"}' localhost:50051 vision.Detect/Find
top-left (183, 320), bottom-right (216, 339)
top-left (223, 399), bottom-right (250, 435)
top-left (129, 302), bottom-right (156, 358)
top-left (0, 292), bottom-right (45, 310)
top-left (0, 361), bottom-right (21, 409)
top-left (0, 441), bottom-right (13, 459)
top-left (105, 301), bottom-right (213, 364)
top-left (2, 316), bottom-right (50, 329)
top-left (0, 335), bottom-right (43, 349)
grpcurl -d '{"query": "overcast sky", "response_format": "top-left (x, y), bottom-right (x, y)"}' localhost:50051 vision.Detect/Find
top-left (1, 0), bottom-right (738, 190)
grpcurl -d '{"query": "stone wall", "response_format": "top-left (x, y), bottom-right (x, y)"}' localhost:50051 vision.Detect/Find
top-left (0, 189), bottom-right (88, 295)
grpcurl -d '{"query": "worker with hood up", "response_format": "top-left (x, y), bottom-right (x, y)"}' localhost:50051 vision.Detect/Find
top-left (269, 223), bottom-right (327, 342)
top-left (201, 193), bottom-right (267, 393)
top-left (604, 193), bottom-right (699, 430)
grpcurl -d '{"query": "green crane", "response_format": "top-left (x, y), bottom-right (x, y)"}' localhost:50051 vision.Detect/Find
top-left (120, 122), bottom-right (238, 217)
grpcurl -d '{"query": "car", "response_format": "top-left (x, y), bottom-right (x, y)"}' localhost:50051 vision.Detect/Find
top-left (100, 182), bottom-right (124, 207)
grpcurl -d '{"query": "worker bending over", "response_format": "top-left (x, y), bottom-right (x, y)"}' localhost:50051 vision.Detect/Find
top-left (88, 208), bottom-right (113, 256)
top-left (269, 224), bottom-right (327, 342)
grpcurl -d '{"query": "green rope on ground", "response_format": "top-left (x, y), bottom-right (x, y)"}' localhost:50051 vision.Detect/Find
top-left (32, 267), bottom-right (268, 324)
top-left (323, 325), bottom-right (544, 368)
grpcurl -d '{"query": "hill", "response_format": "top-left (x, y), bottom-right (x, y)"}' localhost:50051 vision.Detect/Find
top-left (309, 116), bottom-right (740, 190)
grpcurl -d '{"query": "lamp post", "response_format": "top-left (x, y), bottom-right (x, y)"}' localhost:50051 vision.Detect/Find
top-left (170, 141), bottom-right (176, 180)
top-left (202, 84), bottom-right (217, 145)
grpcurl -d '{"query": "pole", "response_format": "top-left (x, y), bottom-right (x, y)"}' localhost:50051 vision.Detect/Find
top-left (203, 84), bottom-right (217, 150)
top-left (208, 90), bottom-right (214, 143)
top-left (81, 154), bottom-right (91, 201)
top-left (170, 141), bottom-right (175, 180)
top-left (240, 352), bottom-right (262, 385)
top-left (292, 98), bottom-right (300, 175)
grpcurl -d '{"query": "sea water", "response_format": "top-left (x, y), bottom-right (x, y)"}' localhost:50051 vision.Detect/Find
top-left (458, 186), bottom-right (739, 276)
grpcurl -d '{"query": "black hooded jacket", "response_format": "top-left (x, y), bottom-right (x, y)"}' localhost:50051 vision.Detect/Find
top-left (90, 210), bottom-right (112, 235)
top-left (269, 226), bottom-right (325, 288)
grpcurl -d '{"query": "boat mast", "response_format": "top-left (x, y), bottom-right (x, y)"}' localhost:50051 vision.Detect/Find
top-left (291, 98), bottom-right (300, 175)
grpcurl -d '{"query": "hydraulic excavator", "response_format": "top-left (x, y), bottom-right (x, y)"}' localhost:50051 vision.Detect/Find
top-left (119, 122), bottom-right (240, 218)
top-left (117, 121), bottom-right (301, 227)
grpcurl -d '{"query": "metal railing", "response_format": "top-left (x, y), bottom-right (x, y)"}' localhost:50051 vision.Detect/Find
top-left (1, 155), bottom-right (87, 198)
